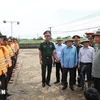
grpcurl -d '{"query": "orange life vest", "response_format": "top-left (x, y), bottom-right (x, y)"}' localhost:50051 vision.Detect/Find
top-left (14, 43), bottom-right (19, 53)
top-left (10, 43), bottom-right (16, 54)
top-left (0, 47), bottom-right (8, 76)
top-left (6, 45), bottom-right (14, 57)
top-left (1, 46), bottom-right (12, 67)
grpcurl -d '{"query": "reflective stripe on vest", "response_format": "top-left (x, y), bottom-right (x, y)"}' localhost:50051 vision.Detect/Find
top-left (0, 62), bottom-right (7, 66)
top-left (0, 57), bottom-right (6, 60)
top-left (0, 67), bottom-right (7, 71)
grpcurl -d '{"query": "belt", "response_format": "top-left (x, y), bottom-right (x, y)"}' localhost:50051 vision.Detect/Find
top-left (43, 56), bottom-right (52, 59)
top-left (80, 62), bottom-right (92, 65)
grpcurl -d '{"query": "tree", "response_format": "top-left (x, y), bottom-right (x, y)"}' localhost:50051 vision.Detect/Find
top-left (0, 32), bottom-right (2, 36)
top-left (33, 38), bottom-right (36, 40)
top-left (37, 36), bottom-right (43, 40)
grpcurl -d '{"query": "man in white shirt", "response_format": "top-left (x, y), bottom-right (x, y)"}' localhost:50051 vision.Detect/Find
top-left (79, 38), bottom-right (94, 90)
top-left (54, 37), bottom-right (66, 84)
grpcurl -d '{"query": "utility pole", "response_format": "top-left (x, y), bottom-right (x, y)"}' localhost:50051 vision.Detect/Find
top-left (37, 33), bottom-right (38, 39)
top-left (49, 27), bottom-right (52, 33)
top-left (49, 27), bottom-right (52, 37)
top-left (3, 20), bottom-right (20, 37)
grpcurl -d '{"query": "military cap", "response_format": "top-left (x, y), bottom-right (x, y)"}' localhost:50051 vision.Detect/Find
top-left (0, 35), bottom-right (6, 38)
top-left (72, 35), bottom-right (81, 41)
top-left (72, 35), bottom-right (80, 39)
top-left (3, 37), bottom-right (8, 41)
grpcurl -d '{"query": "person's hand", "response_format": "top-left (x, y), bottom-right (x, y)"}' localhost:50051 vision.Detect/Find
top-left (56, 58), bottom-right (60, 63)
top-left (0, 81), bottom-right (2, 87)
top-left (52, 59), bottom-right (55, 64)
top-left (40, 60), bottom-right (43, 65)
top-left (78, 64), bottom-right (80, 69)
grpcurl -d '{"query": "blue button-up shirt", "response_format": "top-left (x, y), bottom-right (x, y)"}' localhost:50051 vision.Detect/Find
top-left (61, 45), bottom-right (78, 68)
top-left (55, 44), bottom-right (66, 60)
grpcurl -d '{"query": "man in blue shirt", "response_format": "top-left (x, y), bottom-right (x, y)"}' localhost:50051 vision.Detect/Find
top-left (54, 37), bottom-right (66, 84)
top-left (61, 37), bottom-right (78, 91)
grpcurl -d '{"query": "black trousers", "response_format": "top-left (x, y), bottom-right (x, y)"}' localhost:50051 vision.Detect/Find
top-left (7, 67), bottom-right (12, 82)
top-left (94, 77), bottom-right (100, 93)
top-left (41, 58), bottom-right (52, 84)
top-left (11, 56), bottom-right (16, 69)
top-left (73, 66), bottom-right (81, 85)
top-left (0, 74), bottom-right (7, 100)
top-left (63, 68), bottom-right (74, 87)
top-left (55, 62), bottom-right (63, 82)
top-left (80, 62), bottom-right (92, 87)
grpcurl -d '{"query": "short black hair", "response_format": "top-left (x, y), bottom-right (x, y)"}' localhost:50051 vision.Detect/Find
top-left (72, 35), bottom-right (80, 39)
top-left (84, 88), bottom-right (100, 100)
top-left (43, 30), bottom-right (51, 35)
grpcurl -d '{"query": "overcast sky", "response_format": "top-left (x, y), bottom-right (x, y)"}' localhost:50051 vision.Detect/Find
top-left (0, 0), bottom-right (100, 39)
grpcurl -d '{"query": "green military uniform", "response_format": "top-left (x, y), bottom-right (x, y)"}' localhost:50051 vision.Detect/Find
top-left (39, 41), bottom-right (55, 84)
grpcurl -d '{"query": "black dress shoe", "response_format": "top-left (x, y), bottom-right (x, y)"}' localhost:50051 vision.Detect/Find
top-left (80, 87), bottom-right (84, 91)
top-left (42, 83), bottom-right (45, 87)
top-left (46, 83), bottom-right (51, 87)
top-left (54, 81), bottom-right (60, 84)
top-left (77, 84), bottom-right (81, 87)
top-left (70, 86), bottom-right (74, 91)
top-left (80, 85), bottom-right (84, 91)
top-left (62, 85), bottom-right (67, 90)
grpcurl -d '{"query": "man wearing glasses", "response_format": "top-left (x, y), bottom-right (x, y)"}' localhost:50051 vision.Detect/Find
top-left (39, 31), bottom-right (55, 87)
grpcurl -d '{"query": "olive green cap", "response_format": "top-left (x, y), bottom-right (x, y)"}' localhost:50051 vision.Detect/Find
top-left (92, 30), bottom-right (100, 37)
top-left (56, 37), bottom-right (63, 41)
top-left (81, 38), bottom-right (90, 44)
top-left (65, 37), bottom-right (73, 43)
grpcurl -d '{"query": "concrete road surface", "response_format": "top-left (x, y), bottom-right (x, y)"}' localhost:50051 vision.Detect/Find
top-left (8, 49), bottom-right (85, 100)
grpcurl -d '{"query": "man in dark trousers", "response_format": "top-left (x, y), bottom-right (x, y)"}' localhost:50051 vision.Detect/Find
top-left (61, 37), bottom-right (78, 91)
top-left (39, 30), bottom-right (56, 87)
top-left (72, 35), bottom-right (82, 87)
top-left (79, 38), bottom-right (94, 90)
top-left (54, 37), bottom-right (65, 84)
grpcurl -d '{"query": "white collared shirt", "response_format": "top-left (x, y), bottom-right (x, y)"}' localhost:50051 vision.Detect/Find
top-left (79, 46), bottom-right (94, 63)
top-left (55, 44), bottom-right (66, 59)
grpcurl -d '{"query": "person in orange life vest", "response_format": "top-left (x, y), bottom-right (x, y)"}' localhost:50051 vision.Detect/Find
top-left (3, 37), bottom-right (13, 83)
top-left (12, 38), bottom-right (19, 56)
top-left (0, 35), bottom-right (8, 100)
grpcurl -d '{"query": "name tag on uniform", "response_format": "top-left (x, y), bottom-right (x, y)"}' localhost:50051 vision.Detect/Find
top-left (43, 45), bottom-right (46, 48)
top-left (50, 45), bottom-right (52, 48)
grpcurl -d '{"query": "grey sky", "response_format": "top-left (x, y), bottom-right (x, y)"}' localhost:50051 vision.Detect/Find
top-left (0, 0), bottom-right (100, 39)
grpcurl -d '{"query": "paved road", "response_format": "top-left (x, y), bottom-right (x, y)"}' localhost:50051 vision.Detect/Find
top-left (8, 49), bottom-right (85, 100)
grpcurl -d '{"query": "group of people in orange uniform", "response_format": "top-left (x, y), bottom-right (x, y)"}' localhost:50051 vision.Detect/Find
top-left (0, 35), bottom-right (19, 100)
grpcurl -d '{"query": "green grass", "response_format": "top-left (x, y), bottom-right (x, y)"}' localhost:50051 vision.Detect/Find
top-left (19, 39), bottom-right (67, 44)
top-left (19, 40), bottom-right (44, 44)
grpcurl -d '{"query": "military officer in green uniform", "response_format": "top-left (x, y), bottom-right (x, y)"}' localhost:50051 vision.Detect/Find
top-left (72, 35), bottom-right (82, 87)
top-left (39, 30), bottom-right (56, 87)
